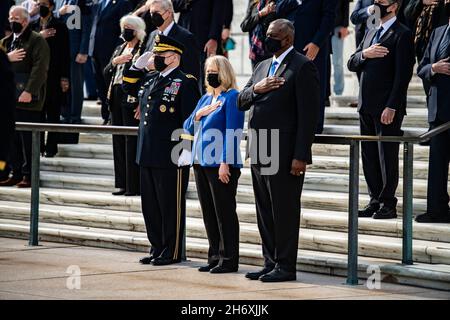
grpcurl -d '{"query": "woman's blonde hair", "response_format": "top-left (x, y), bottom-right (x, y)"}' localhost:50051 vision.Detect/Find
top-left (204, 55), bottom-right (238, 94)
top-left (120, 15), bottom-right (146, 41)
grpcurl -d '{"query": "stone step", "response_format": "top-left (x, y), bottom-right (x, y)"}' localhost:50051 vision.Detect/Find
top-left (58, 140), bottom-right (432, 163)
top-left (332, 95), bottom-right (427, 109)
top-left (323, 124), bottom-right (426, 137)
top-left (41, 155), bottom-right (437, 181)
top-left (0, 185), bottom-right (428, 218)
top-left (1, 218), bottom-right (449, 290)
top-left (37, 169), bottom-right (433, 200)
top-left (324, 107), bottom-right (429, 128)
top-left (1, 200), bottom-right (448, 243)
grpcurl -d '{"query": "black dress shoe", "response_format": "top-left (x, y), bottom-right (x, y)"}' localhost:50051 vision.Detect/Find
top-left (209, 265), bottom-right (238, 274)
top-left (139, 256), bottom-right (154, 264)
top-left (112, 189), bottom-right (126, 196)
top-left (198, 261), bottom-right (218, 272)
top-left (415, 213), bottom-right (450, 223)
top-left (245, 266), bottom-right (274, 280)
top-left (373, 206), bottom-right (397, 220)
top-left (124, 192), bottom-right (138, 196)
top-left (44, 152), bottom-right (56, 158)
top-left (259, 267), bottom-right (296, 282)
top-left (102, 119), bottom-right (110, 125)
top-left (358, 204), bottom-right (380, 218)
top-left (152, 257), bottom-right (181, 266)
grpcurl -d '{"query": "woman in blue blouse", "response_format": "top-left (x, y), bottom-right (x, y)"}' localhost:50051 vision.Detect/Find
top-left (184, 56), bottom-right (245, 273)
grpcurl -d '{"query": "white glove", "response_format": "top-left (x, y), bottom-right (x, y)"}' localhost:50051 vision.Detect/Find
top-left (134, 51), bottom-right (153, 70)
top-left (178, 149), bottom-right (192, 167)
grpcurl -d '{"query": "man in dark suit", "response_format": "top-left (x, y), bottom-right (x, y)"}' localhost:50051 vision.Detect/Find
top-left (89, 0), bottom-right (132, 124)
top-left (172, 0), bottom-right (225, 78)
top-left (31, 0), bottom-right (70, 157)
top-left (238, 19), bottom-right (320, 282)
top-left (145, 0), bottom-right (201, 84)
top-left (351, 0), bottom-right (375, 47)
top-left (122, 35), bottom-right (200, 265)
top-left (348, 0), bottom-right (415, 220)
top-left (58, 0), bottom-right (94, 124)
top-left (416, 4), bottom-right (450, 223)
top-left (292, 0), bottom-right (337, 134)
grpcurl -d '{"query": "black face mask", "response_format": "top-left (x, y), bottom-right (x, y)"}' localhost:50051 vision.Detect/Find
top-left (154, 55), bottom-right (168, 72)
top-left (207, 73), bottom-right (221, 88)
top-left (10, 21), bottom-right (23, 34)
top-left (264, 36), bottom-right (283, 54)
top-left (122, 28), bottom-right (135, 42)
top-left (151, 12), bottom-right (165, 28)
top-left (374, 2), bottom-right (393, 19)
top-left (39, 5), bottom-right (50, 18)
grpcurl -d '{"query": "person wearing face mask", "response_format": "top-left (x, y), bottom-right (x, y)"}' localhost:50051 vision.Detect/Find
top-left (348, 0), bottom-right (415, 220)
top-left (238, 19), bottom-right (320, 282)
top-left (0, 6), bottom-right (50, 188)
top-left (30, 0), bottom-right (70, 158)
top-left (415, 0), bottom-right (450, 223)
top-left (183, 56), bottom-right (244, 274)
top-left (104, 15), bottom-right (147, 197)
top-left (122, 35), bottom-right (201, 266)
top-left (143, 0), bottom-right (201, 88)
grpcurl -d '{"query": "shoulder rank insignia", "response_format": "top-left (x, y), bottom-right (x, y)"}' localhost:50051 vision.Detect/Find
top-left (186, 74), bottom-right (197, 80)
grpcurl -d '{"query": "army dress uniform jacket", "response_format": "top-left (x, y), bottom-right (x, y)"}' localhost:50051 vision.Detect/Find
top-left (127, 67), bottom-right (200, 168)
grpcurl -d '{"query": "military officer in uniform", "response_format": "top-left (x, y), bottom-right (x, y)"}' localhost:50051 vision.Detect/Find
top-left (123, 34), bottom-right (200, 266)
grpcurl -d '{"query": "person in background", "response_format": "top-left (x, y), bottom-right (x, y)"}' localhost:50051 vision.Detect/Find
top-left (221, 0), bottom-right (234, 58)
top-left (404, 0), bottom-right (449, 94)
top-left (331, 0), bottom-right (351, 96)
top-left (184, 56), bottom-right (244, 274)
top-left (416, 0), bottom-right (450, 223)
top-left (104, 14), bottom-right (146, 197)
top-left (144, 0), bottom-right (201, 85)
top-left (59, 0), bottom-right (93, 124)
top-left (22, 0), bottom-right (41, 24)
top-left (240, 0), bottom-right (300, 69)
top-left (172, 0), bottom-right (225, 84)
top-left (293, 0), bottom-right (337, 134)
top-left (238, 19), bottom-right (320, 282)
top-left (31, 0), bottom-right (70, 158)
top-left (89, 0), bottom-right (133, 125)
top-left (0, 47), bottom-right (16, 182)
top-left (348, 0), bottom-right (415, 220)
top-left (0, 6), bottom-right (50, 188)
top-left (132, 0), bottom-right (156, 48)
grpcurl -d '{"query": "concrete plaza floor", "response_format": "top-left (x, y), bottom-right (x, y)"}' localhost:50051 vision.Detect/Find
top-left (0, 238), bottom-right (448, 300)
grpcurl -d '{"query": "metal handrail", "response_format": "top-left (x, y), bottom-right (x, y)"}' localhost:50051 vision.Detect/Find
top-left (12, 120), bottom-right (450, 286)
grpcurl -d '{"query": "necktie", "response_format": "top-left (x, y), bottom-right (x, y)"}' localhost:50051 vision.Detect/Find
top-left (372, 26), bottom-right (384, 45)
top-left (268, 60), bottom-right (279, 77)
top-left (436, 26), bottom-right (450, 61)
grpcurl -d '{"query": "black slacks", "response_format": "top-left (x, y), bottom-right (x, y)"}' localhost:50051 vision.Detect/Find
top-left (427, 121), bottom-right (450, 217)
top-left (40, 82), bottom-right (61, 155)
top-left (92, 53), bottom-right (110, 121)
top-left (110, 85), bottom-right (140, 194)
top-left (193, 165), bottom-right (240, 269)
top-left (11, 109), bottom-right (41, 180)
top-left (140, 166), bottom-right (190, 260)
top-left (250, 163), bottom-right (304, 273)
top-left (360, 112), bottom-right (404, 208)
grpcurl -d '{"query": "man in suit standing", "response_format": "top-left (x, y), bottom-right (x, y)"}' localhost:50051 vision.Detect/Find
top-left (144, 0), bottom-right (201, 84)
top-left (122, 35), bottom-right (200, 265)
top-left (351, 0), bottom-right (375, 47)
top-left (58, 0), bottom-right (94, 124)
top-left (89, 0), bottom-right (132, 124)
top-left (416, 1), bottom-right (450, 223)
top-left (292, 0), bottom-right (337, 134)
top-left (348, 0), bottom-right (415, 220)
top-left (238, 19), bottom-right (320, 282)
top-left (0, 6), bottom-right (50, 188)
